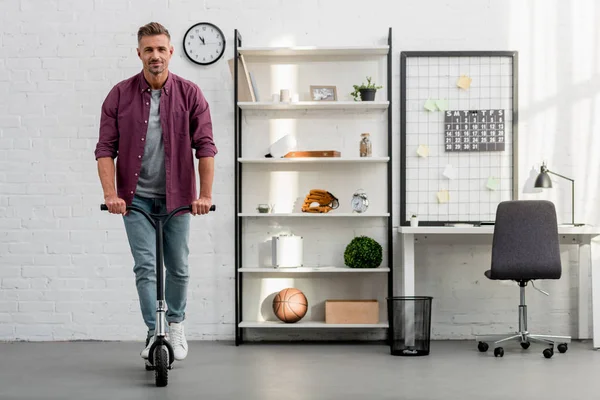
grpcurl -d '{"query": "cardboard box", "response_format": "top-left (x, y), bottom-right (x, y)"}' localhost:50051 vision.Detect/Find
top-left (325, 300), bottom-right (379, 324)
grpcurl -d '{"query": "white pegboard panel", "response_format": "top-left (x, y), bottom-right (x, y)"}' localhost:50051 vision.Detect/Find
top-left (401, 51), bottom-right (518, 224)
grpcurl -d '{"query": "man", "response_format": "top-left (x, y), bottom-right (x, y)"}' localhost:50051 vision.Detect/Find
top-left (94, 22), bottom-right (217, 362)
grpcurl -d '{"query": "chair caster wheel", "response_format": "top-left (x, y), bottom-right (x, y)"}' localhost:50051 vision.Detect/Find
top-left (520, 341), bottom-right (530, 349)
top-left (478, 342), bottom-right (489, 352)
top-left (543, 348), bottom-right (554, 359)
top-left (494, 347), bottom-right (504, 357)
top-left (557, 343), bottom-right (568, 353)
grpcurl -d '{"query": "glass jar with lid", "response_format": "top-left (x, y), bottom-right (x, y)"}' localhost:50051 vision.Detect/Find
top-left (359, 133), bottom-right (372, 157)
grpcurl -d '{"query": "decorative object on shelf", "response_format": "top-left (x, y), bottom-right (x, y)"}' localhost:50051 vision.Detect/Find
top-left (284, 150), bottom-right (341, 158)
top-left (325, 299), bottom-right (379, 324)
top-left (359, 133), bottom-right (372, 157)
top-left (183, 22), bottom-right (226, 66)
top-left (264, 134), bottom-right (297, 158)
top-left (228, 55), bottom-right (255, 101)
top-left (280, 89), bottom-right (291, 102)
top-left (301, 189), bottom-right (339, 213)
top-left (310, 85), bottom-right (337, 101)
top-left (351, 189), bottom-right (369, 213)
top-left (534, 162), bottom-right (583, 226)
top-left (272, 234), bottom-right (303, 268)
top-left (410, 214), bottom-right (419, 227)
top-left (273, 288), bottom-right (308, 323)
top-left (351, 76), bottom-right (383, 101)
top-left (256, 204), bottom-right (270, 213)
top-left (344, 236), bottom-right (382, 269)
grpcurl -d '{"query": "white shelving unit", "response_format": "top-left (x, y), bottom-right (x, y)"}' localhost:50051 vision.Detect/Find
top-left (237, 46), bottom-right (389, 57)
top-left (239, 267), bottom-right (390, 273)
top-left (239, 321), bottom-right (389, 328)
top-left (237, 101), bottom-right (389, 110)
top-left (233, 29), bottom-right (394, 344)
top-left (238, 157), bottom-right (389, 164)
top-left (238, 212), bottom-right (390, 217)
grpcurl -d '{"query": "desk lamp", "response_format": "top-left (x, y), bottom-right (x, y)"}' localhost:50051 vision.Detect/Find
top-left (534, 162), bottom-right (583, 226)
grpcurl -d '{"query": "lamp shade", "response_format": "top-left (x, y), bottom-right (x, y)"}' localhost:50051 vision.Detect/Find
top-left (534, 170), bottom-right (553, 188)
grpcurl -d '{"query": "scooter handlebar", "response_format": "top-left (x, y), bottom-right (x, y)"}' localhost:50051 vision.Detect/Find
top-left (100, 204), bottom-right (216, 212)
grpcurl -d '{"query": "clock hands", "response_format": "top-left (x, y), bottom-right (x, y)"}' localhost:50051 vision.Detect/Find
top-left (199, 36), bottom-right (205, 44)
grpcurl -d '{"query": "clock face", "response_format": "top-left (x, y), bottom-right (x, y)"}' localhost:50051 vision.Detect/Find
top-left (183, 22), bottom-right (226, 66)
top-left (352, 194), bottom-right (368, 213)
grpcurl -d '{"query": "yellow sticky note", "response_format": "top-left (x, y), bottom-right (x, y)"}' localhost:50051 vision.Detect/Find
top-left (486, 177), bottom-right (499, 191)
top-left (437, 190), bottom-right (449, 203)
top-left (417, 144), bottom-right (429, 158)
top-left (457, 75), bottom-right (472, 90)
top-left (435, 99), bottom-right (448, 111)
top-left (424, 99), bottom-right (437, 111)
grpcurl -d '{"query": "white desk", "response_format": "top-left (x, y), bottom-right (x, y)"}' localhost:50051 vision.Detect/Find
top-left (397, 225), bottom-right (600, 349)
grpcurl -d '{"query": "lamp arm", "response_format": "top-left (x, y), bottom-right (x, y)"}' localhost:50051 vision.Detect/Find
top-left (547, 169), bottom-right (575, 225)
top-left (546, 170), bottom-right (574, 182)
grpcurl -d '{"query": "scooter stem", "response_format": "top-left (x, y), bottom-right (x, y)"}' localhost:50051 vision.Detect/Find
top-left (155, 218), bottom-right (167, 337)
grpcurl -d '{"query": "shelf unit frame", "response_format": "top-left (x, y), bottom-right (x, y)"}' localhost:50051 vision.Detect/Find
top-left (233, 28), bottom-right (394, 345)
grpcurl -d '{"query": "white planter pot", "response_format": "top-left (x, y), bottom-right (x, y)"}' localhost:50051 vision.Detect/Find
top-left (410, 217), bottom-right (419, 227)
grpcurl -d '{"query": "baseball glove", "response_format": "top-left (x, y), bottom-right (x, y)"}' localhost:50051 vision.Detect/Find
top-left (301, 189), bottom-right (339, 213)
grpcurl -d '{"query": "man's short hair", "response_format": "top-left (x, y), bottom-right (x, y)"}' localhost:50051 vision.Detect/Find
top-left (137, 22), bottom-right (171, 44)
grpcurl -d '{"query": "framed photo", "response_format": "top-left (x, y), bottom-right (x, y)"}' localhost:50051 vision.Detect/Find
top-left (310, 85), bottom-right (337, 101)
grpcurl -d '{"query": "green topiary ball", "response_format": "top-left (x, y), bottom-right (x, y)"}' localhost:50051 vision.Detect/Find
top-left (344, 235), bottom-right (382, 269)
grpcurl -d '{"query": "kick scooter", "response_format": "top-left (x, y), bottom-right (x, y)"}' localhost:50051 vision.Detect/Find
top-left (101, 202), bottom-right (215, 387)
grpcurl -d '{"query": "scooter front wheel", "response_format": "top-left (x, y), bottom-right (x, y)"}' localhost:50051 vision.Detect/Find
top-left (154, 345), bottom-right (169, 387)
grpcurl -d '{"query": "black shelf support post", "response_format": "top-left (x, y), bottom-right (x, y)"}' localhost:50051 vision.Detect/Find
top-left (234, 29), bottom-right (243, 346)
top-left (386, 27), bottom-right (394, 345)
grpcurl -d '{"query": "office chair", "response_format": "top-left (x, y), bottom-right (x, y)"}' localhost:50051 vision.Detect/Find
top-left (475, 200), bottom-right (571, 359)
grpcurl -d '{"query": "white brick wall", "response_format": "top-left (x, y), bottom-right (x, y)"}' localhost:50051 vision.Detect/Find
top-left (1, 0), bottom-right (599, 341)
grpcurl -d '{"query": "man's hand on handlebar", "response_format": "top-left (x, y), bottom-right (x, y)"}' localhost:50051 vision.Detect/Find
top-left (104, 195), bottom-right (127, 215)
top-left (191, 196), bottom-right (212, 215)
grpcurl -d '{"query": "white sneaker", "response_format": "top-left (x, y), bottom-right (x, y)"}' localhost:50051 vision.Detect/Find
top-left (169, 322), bottom-right (188, 361)
top-left (141, 335), bottom-right (155, 359)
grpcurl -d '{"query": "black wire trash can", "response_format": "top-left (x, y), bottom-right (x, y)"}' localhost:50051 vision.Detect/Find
top-left (387, 296), bottom-right (433, 356)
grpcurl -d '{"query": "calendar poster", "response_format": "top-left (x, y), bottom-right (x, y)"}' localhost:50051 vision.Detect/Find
top-left (444, 109), bottom-right (505, 152)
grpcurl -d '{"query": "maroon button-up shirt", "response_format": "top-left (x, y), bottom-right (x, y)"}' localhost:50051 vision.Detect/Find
top-left (94, 70), bottom-right (217, 212)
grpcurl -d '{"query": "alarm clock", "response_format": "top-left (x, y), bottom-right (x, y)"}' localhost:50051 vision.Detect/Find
top-left (183, 22), bottom-right (226, 66)
top-left (351, 189), bottom-right (369, 213)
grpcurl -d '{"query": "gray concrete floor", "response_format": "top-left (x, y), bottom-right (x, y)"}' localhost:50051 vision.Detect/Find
top-left (1, 340), bottom-right (599, 399)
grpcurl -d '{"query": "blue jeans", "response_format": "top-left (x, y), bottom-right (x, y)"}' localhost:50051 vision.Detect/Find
top-left (123, 195), bottom-right (191, 338)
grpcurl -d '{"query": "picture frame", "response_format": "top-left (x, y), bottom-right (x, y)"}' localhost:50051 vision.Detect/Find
top-left (310, 85), bottom-right (337, 101)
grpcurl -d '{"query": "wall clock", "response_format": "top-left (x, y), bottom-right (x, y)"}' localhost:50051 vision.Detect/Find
top-left (183, 22), bottom-right (226, 66)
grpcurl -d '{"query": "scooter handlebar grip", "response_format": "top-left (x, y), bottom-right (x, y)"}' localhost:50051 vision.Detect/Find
top-left (100, 204), bottom-right (108, 211)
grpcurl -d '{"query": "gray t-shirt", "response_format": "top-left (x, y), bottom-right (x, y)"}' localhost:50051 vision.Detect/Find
top-left (135, 89), bottom-right (166, 198)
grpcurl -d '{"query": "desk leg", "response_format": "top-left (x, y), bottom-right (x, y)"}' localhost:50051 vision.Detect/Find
top-left (402, 233), bottom-right (415, 296)
top-left (591, 238), bottom-right (600, 349)
top-left (579, 242), bottom-right (591, 341)
top-left (400, 234), bottom-right (415, 347)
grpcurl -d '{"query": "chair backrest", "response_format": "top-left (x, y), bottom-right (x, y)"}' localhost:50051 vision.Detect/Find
top-left (489, 200), bottom-right (561, 280)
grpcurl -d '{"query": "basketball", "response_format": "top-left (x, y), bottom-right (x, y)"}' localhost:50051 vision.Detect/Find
top-left (272, 288), bottom-right (308, 323)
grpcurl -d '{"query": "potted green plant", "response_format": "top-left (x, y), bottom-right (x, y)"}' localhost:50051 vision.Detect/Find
top-left (343, 235), bottom-right (383, 268)
top-left (351, 76), bottom-right (383, 101)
